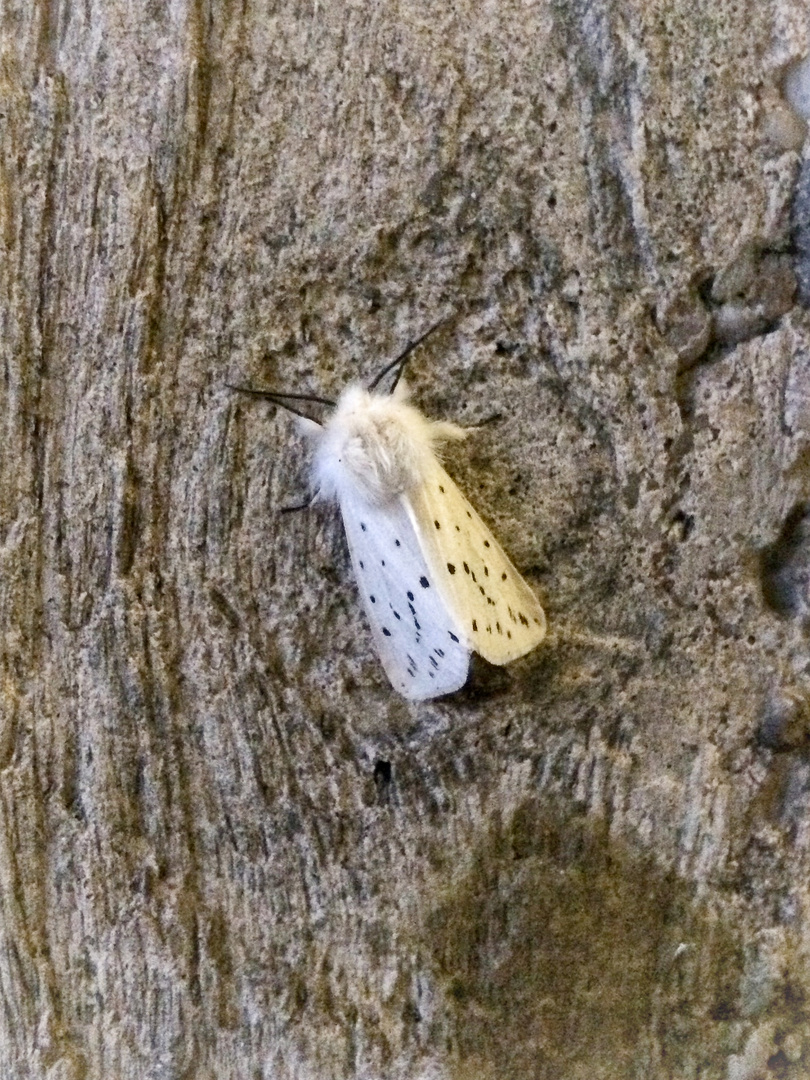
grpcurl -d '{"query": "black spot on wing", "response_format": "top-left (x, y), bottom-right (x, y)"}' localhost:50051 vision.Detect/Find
top-left (472, 619), bottom-right (478, 632)
top-left (501, 572), bottom-right (507, 581)
top-left (449, 632), bottom-right (459, 642)
top-left (395, 539), bottom-right (401, 547)
top-left (483, 540), bottom-right (490, 548)
top-left (370, 595), bottom-right (376, 603)
top-left (439, 485), bottom-right (445, 493)
top-left (420, 576), bottom-right (430, 588)
top-left (361, 522), bottom-right (367, 531)
top-left (407, 591), bottom-right (414, 601)
top-left (382, 627), bottom-right (391, 636)
top-left (434, 520), bottom-right (441, 529)
top-left (447, 563), bottom-right (456, 574)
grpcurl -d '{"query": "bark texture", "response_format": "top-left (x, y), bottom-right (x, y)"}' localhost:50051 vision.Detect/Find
top-left (1, 0), bottom-right (810, 1077)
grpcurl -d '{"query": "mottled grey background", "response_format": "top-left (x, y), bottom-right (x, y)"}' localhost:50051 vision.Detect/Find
top-left (1, 0), bottom-right (810, 1077)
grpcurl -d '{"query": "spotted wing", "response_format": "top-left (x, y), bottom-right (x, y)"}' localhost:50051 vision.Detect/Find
top-left (405, 456), bottom-right (546, 664)
top-left (338, 487), bottom-right (471, 700)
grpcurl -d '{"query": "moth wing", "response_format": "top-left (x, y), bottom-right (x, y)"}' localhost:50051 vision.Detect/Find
top-left (338, 487), bottom-right (471, 701)
top-left (405, 457), bottom-right (546, 664)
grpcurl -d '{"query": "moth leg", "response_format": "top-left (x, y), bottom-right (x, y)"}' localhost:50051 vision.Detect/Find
top-left (280, 496), bottom-right (316, 514)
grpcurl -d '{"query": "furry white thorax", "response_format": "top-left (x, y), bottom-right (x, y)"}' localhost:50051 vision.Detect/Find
top-left (308, 381), bottom-right (465, 506)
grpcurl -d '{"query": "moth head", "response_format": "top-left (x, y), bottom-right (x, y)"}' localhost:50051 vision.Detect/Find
top-left (312, 382), bottom-right (437, 505)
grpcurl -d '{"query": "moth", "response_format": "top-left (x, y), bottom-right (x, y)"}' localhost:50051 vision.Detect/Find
top-left (230, 325), bottom-right (546, 700)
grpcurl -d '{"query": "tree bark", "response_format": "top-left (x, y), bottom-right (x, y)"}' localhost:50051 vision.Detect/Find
top-left (1, 0), bottom-right (810, 1077)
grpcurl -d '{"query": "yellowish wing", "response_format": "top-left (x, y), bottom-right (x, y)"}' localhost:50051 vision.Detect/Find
top-left (404, 457), bottom-right (546, 664)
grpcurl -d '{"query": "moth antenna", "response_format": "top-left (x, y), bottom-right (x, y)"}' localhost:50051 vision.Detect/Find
top-left (367, 319), bottom-right (446, 393)
top-left (226, 384), bottom-right (330, 425)
top-left (261, 390), bottom-right (336, 407)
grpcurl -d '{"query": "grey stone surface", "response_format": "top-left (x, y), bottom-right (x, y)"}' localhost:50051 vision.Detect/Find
top-left (1, 0), bottom-right (810, 1077)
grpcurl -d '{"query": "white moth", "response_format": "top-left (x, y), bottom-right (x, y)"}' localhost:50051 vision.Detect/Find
top-left (231, 330), bottom-right (546, 700)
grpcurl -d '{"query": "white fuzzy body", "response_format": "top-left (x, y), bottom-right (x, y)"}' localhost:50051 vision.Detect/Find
top-left (311, 382), bottom-right (465, 507)
top-left (297, 379), bottom-right (547, 700)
